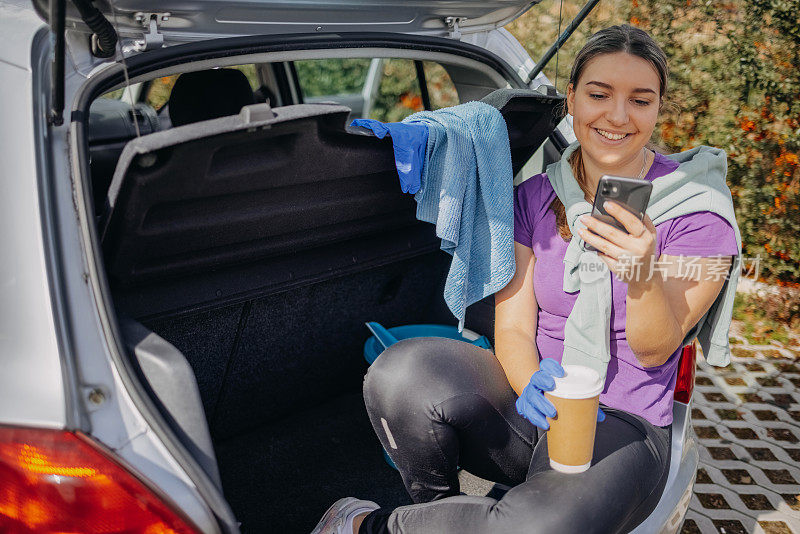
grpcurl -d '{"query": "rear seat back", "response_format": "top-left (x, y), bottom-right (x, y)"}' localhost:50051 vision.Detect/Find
top-left (168, 69), bottom-right (256, 127)
top-left (101, 102), bottom-right (436, 318)
top-left (101, 90), bottom-right (564, 319)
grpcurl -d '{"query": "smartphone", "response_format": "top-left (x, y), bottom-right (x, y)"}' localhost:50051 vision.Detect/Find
top-left (584, 175), bottom-right (653, 252)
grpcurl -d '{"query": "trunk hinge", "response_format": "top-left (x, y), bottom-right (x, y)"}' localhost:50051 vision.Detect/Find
top-left (445, 17), bottom-right (467, 40)
top-left (133, 12), bottom-right (170, 51)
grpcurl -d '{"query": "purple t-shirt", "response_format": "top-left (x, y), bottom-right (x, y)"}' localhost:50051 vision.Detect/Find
top-left (513, 152), bottom-right (738, 426)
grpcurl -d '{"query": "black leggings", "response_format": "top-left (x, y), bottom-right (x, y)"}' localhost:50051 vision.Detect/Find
top-left (360, 337), bottom-right (671, 534)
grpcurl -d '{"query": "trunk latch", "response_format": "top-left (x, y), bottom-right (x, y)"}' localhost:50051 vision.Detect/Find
top-left (445, 17), bottom-right (467, 40)
top-left (133, 12), bottom-right (170, 51)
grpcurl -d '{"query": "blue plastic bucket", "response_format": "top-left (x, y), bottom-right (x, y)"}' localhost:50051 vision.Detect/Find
top-left (364, 324), bottom-right (493, 471)
top-left (364, 324), bottom-right (491, 365)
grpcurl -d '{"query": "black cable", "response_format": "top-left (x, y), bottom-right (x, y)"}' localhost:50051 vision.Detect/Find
top-left (71, 0), bottom-right (117, 58)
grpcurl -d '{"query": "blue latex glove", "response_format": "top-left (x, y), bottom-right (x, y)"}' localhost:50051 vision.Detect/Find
top-left (349, 118), bottom-right (428, 194)
top-left (516, 358), bottom-right (606, 431)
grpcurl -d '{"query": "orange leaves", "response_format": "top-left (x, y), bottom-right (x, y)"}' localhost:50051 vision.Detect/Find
top-left (628, 0), bottom-right (646, 25)
top-left (400, 93), bottom-right (423, 111)
top-left (660, 121), bottom-right (676, 143)
top-left (775, 278), bottom-right (800, 288)
top-left (763, 243), bottom-right (790, 261)
top-left (741, 119), bottom-right (757, 132)
top-left (773, 152), bottom-right (799, 179)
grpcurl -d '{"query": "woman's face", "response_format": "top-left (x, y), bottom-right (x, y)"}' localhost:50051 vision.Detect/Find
top-left (566, 51), bottom-right (661, 172)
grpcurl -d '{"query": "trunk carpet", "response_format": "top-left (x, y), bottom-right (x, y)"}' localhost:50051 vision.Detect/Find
top-left (213, 391), bottom-right (413, 533)
top-left (214, 391), bottom-right (500, 533)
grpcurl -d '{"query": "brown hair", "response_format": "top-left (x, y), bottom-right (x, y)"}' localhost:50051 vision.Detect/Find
top-left (551, 24), bottom-right (668, 240)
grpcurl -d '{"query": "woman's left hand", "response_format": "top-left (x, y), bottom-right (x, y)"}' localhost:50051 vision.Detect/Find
top-left (578, 201), bottom-right (657, 286)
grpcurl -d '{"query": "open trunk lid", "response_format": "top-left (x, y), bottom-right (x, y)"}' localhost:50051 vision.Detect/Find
top-left (35, 0), bottom-right (542, 43)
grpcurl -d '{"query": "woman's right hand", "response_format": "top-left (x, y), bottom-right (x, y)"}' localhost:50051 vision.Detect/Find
top-left (515, 358), bottom-right (564, 430)
top-left (516, 358), bottom-right (607, 430)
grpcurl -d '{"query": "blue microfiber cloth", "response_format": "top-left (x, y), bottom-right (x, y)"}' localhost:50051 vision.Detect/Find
top-left (349, 119), bottom-right (428, 194)
top-left (406, 101), bottom-right (515, 330)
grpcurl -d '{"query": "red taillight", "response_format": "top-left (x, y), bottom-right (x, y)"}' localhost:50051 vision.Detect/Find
top-left (674, 342), bottom-right (697, 404)
top-left (0, 426), bottom-right (200, 533)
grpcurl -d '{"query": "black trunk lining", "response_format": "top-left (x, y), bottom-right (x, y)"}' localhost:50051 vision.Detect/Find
top-left (103, 87), bottom-right (558, 529)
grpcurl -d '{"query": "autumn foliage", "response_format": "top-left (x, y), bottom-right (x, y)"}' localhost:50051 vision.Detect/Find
top-left (508, 0), bottom-right (800, 283)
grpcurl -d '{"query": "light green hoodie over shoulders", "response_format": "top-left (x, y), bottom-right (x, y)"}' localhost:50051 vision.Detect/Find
top-left (546, 142), bottom-right (742, 381)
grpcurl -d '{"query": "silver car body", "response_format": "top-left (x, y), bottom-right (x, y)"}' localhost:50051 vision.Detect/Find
top-left (0, 1), bottom-right (694, 532)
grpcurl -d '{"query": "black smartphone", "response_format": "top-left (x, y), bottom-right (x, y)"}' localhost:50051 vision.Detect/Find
top-left (584, 175), bottom-right (653, 252)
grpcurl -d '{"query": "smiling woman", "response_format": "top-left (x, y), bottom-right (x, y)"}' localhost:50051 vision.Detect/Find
top-left (552, 24), bottom-right (669, 242)
top-left (312, 25), bottom-right (740, 534)
top-left (567, 52), bottom-right (661, 179)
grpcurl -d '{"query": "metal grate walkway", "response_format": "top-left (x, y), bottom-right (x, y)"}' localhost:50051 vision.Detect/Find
top-left (682, 347), bottom-right (800, 534)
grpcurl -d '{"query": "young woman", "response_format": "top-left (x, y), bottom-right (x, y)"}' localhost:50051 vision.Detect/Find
top-left (311, 24), bottom-right (739, 534)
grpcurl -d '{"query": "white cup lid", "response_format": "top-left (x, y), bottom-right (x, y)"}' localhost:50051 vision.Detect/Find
top-left (549, 365), bottom-right (604, 399)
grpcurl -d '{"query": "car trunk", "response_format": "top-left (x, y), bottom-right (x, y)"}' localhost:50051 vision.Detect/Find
top-left (98, 89), bottom-right (562, 532)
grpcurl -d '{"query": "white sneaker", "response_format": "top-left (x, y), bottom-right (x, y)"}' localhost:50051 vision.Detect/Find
top-left (310, 497), bottom-right (380, 534)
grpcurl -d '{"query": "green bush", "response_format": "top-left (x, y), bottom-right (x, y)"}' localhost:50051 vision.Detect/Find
top-left (732, 291), bottom-right (799, 344)
top-left (294, 58), bottom-right (371, 97)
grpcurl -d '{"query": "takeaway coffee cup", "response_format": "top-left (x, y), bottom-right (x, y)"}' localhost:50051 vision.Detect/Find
top-left (544, 365), bottom-right (604, 473)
